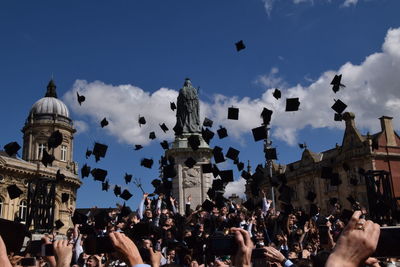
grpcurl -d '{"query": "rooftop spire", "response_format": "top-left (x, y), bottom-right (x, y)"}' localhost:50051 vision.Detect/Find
top-left (45, 79), bottom-right (58, 98)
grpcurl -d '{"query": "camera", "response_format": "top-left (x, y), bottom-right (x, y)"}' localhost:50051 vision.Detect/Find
top-left (83, 235), bottom-right (115, 254)
top-left (373, 226), bottom-right (400, 258)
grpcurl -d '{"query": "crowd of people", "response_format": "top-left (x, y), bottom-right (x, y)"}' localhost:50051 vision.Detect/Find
top-left (0, 190), bottom-right (395, 267)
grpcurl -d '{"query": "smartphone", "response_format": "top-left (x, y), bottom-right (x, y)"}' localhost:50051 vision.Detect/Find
top-left (373, 226), bottom-right (400, 258)
top-left (83, 235), bottom-right (115, 254)
top-left (251, 248), bottom-right (267, 259)
top-left (209, 235), bottom-right (237, 256)
top-left (20, 257), bottom-right (36, 266)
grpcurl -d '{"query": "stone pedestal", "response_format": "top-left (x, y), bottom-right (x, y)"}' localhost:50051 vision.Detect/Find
top-left (165, 134), bottom-right (213, 214)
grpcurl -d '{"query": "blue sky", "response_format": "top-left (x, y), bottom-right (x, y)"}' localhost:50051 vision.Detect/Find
top-left (1, 0), bottom-right (400, 209)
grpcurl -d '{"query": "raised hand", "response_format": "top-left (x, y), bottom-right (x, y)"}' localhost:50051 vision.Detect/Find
top-left (53, 240), bottom-right (73, 267)
top-left (109, 232), bottom-right (143, 266)
top-left (231, 227), bottom-right (253, 267)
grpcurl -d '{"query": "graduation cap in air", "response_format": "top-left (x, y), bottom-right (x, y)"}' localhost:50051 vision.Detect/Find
top-left (213, 146), bottom-right (225, 164)
top-left (102, 181), bottom-right (109, 191)
top-left (298, 143), bottom-right (306, 149)
top-left (215, 193), bottom-right (228, 209)
top-left (160, 140), bottom-right (169, 150)
top-left (160, 123), bottom-right (169, 133)
top-left (0, 219), bottom-right (31, 253)
top-left (138, 116), bottom-right (146, 126)
top-left (236, 162), bottom-right (245, 172)
top-left (170, 102), bottom-right (176, 111)
top-left (228, 107), bottom-right (239, 120)
top-left (212, 164), bottom-right (220, 178)
top-left (61, 193), bottom-right (69, 203)
top-left (100, 117), bottom-right (109, 128)
top-left (261, 108), bottom-right (273, 125)
top-left (330, 173), bottom-right (342, 186)
top-left (330, 74), bottom-right (345, 93)
top-left (93, 142), bottom-right (108, 162)
top-left (306, 191), bottom-right (316, 202)
top-left (114, 185), bottom-right (121, 196)
top-left (188, 135), bottom-right (200, 150)
top-left (163, 164), bottom-right (177, 178)
top-left (56, 170), bottom-right (66, 182)
top-left (252, 126), bottom-right (267, 142)
top-left (265, 148), bottom-right (277, 160)
top-left (226, 147), bottom-right (240, 161)
top-left (321, 166), bottom-right (333, 179)
top-left (77, 92), bottom-right (85, 105)
top-left (141, 158), bottom-right (154, 169)
top-left (329, 197), bottom-right (338, 206)
top-left (72, 211), bottom-right (88, 225)
top-left (120, 189), bottom-right (133, 201)
top-left (7, 185), bottom-right (23, 200)
top-left (91, 168), bottom-right (108, 182)
top-left (334, 113), bottom-right (343, 121)
top-left (285, 98), bottom-right (300, 112)
top-left (217, 126), bottom-right (228, 139)
top-left (48, 130), bottom-right (63, 149)
top-left (202, 128), bottom-right (215, 144)
top-left (219, 170), bottom-right (234, 183)
top-left (149, 132), bottom-right (156, 140)
top-left (331, 99), bottom-right (347, 114)
top-left (55, 219), bottom-right (65, 230)
top-left (207, 188), bottom-right (216, 200)
top-left (94, 210), bottom-right (111, 230)
top-left (202, 199), bottom-right (215, 212)
top-left (273, 88), bottom-right (281, 100)
top-left (203, 118), bottom-right (213, 128)
top-left (241, 170), bottom-right (251, 180)
top-left (124, 173), bottom-right (132, 184)
top-left (212, 179), bottom-right (224, 191)
top-left (81, 164), bottom-right (91, 178)
top-left (41, 150), bottom-right (55, 167)
top-left (242, 199), bottom-right (256, 211)
top-left (85, 149), bottom-right (92, 159)
top-left (184, 157), bottom-right (197, 168)
top-left (119, 203), bottom-right (132, 218)
top-left (3, 142), bottom-right (21, 157)
top-left (202, 163), bottom-right (213, 173)
top-left (134, 145), bottom-right (143, 151)
top-left (235, 40), bottom-right (246, 52)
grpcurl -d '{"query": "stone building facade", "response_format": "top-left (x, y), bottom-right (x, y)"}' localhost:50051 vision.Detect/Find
top-left (0, 80), bottom-right (81, 233)
top-left (250, 112), bottom-right (400, 214)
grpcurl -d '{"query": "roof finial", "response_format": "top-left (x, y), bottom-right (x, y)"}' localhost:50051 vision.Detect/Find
top-left (45, 79), bottom-right (58, 98)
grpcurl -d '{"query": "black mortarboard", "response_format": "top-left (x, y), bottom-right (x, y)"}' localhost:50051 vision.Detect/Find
top-left (184, 157), bottom-right (197, 168)
top-left (61, 193), bottom-right (69, 203)
top-left (202, 163), bottom-right (213, 173)
top-left (212, 164), bottom-right (220, 178)
top-left (114, 185), bottom-right (121, 196)
top-left (217, 126), bottom-right (228, 139)
top-left (124, 173), bottom-right (132, 184)
top-left (330, 74), bottom-right (345, 93)
top-left (235, 40), bottom-right (246, 52)
top-left (151, 179), bottom-right (162, 188)
top-left (329, 197), bottom-right (338, 206)
top-left (134, 145), bottom-right (143, 150)
top-left (334, 113), bottom-right (343, 121)
top-left (285, 98), bottom-right (300, 112)
top-left (149, 132), bottom-right (156, 140)
top-left (219, 170), bottom-right (233, 183)
top-left (241, 170), bottom-right (251, 180)
top-left (188, 135), bottom-right (200, 150)
top-left (228, 107), bottom-right (239, 120)
top-left (203, 118), bottom-right (213, 128)
top-left (91, 168), bottom-right (108, 182)
top-left (41, 150), bottom-right (55, 167)
top-left (163, 164), bottom-right (177, 178)
top-left (265, 148), bottom-right (277, 160)
top-left (100, 117), bottom-right (109, 128)
top-left (160, 140), bottom-right (169, 150)
top-left (85, 149), bottom-right (92, 159)
top-left (215, 193), bottom-right (227, 208)
top-left (7, 185), bottom-right (23, 200)
top-left (0, 219), bottom-right (30, 253)
top-left (321, 167), bottom-right (333, 179)
top-left (55, 219), bottom-right (64, 230)
top-left (212, 179), bottom-right (224, 191)
top-left (273, 88), bottom-right (281, 100)
top-left (48, 130), bottom-right (63, 149)
top-left (202, 199), bottom-right (215, 212)
top-left (138, 116), bottom-right (146, 126)
top-left (242, 199), bottom-right (255, 211)
top-left (170, 102), bottom-right (176, 111)
top-left (236, 162), bottom-right (244, 171)
top-left (331, 99), bottom-right (347, 114)
top-left (77, 92), bottom-right (85, 105)
top-left (4, 142), bottom-right (21, 157)
top-left (306, 191), bottom-right (316, 202)
top-left (94, 210), bottom-right (110, 230)
top-left (102, 181), bottom-right (109, 191)
top-left (56, 169), bottom-right (66, 182)
top-left (213, 146), bottom-right (225, 164)
top-left (202, 128), bottom-right (215, 144)
top-left (72, 211), bottom-right (88, 225)
top-left (93, 142), bottom-right (108, 162)
top-left (261, 108), bottom-right (273, 125)
top-left (120, 189), bottom-right (133, 201)
top-left (226, 147), bottom-right (240, 161)
top-left (252, 126), bottom-right (267, 141)
top-left (330, 173), bottom-right (342, 186)
top-left (141, 158), bottom-right (153, 169)
top-left (207, 188), bottom-right (216, 199)
top-left (81, 164), bottom-right (91, 178)
top-left (298, 143), bottom-right (306, 149)
top-left (160, 123), bottom-right (169, 133)
top-left (120, 203), bottom-right (132, 218)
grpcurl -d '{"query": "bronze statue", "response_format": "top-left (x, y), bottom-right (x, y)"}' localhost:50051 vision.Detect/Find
top-left (173, 78), bottom-right (201, 134)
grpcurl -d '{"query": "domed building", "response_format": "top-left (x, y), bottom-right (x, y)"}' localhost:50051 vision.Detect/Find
top-left (0, 80), bottom-right (81, 233)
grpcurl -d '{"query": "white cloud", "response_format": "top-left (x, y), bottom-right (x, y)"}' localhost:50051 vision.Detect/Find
top-left (224, 177), bottom-right (247, 199)
top-left (342, 0), bottom-right (358, 7)
top-left (74, 120), bottom-right (89, 134)
top-left (261, 0), bottom-right (276, 17)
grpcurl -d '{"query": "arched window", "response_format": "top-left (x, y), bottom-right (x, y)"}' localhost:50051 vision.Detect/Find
top-left (0, 197), bottom-right (3, 218)
top-left (37, 143), bottom-right (45, 159)
top-left (19, 200), bottom-right (27, 223)
top-left (61, 145), bottom-right (67, 162)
